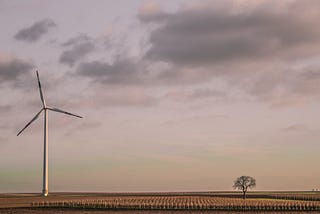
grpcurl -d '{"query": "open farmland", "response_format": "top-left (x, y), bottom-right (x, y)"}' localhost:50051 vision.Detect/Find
top-left (1, 192), bottom-right (320, 213)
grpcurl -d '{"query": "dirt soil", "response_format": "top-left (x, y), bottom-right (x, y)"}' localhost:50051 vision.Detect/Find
top-left (0, 193), bottom-right (121, 208)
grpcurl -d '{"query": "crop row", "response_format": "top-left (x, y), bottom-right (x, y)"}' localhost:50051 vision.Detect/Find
top-left (31, 196), bottom-right (320, 211)
top-left (266, 194), bottom-right (320, 201)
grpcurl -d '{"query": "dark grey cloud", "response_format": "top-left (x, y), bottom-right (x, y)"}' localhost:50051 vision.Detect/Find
top-left (59, 35), bottom-right (95, 67)
top-left (136, 0), bottom-right (320, 104)
top-left (76, 58), bottom-right (145, 85)
top-left (140, 1), bottom-right (320, 67)
top-left (54, 1), bottom-right (320, 108)
top-left (138, 10), bottom-right (169, 23)
top-left (0, 58), bottom-right (34, 83)
top-left (14, 19), bottom-right (56, 42)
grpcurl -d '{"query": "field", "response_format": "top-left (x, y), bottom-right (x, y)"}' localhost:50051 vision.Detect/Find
top-left (1, 192), bottom-right (320, 213)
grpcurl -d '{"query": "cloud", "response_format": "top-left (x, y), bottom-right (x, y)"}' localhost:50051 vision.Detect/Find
top-left (14, 19), bottom-right (56, 42)
top-left (59, 35), bottom-right (95, 67)
top-left (136, 0), bottom-right (320, 104)
top-left (138, 1), bottom-right (168, 23)
top-left (241, 64), bottom-right (320, 106)
top-left (283, 124), bottom-right (308, 133)
top-left (102, 91), bottom-right (157, 107)
top-left (0, 104), bottom-right (12, 112)
top-left (140, 1), bottom-right (320, 67)
top-left (281, 124), bottom-right (320, 135)
top-left (73, 89), bottom-right (157, 108)
top-left (76, 58), bottom-right (145, 85)
top-left (0, 54), bottom-right (34, 83)
top-left (165, 88), bottom-right (226, 102)
top-left (290, 68), bottom-right (320, 96)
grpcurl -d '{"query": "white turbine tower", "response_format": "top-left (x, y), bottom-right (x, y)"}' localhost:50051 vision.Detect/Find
top-left (17, 70), bottom-right (82, 197)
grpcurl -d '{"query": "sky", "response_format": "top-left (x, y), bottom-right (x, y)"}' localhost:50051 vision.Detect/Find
top-left (1, 0), bottom-right (320, 193)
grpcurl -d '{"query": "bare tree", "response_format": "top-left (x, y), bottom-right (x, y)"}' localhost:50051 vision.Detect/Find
top-left (233, 175), bottom-right (256, 199)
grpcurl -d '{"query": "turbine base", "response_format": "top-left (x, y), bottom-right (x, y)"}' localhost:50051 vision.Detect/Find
top-left (42, 189), bottom-right (48, 197)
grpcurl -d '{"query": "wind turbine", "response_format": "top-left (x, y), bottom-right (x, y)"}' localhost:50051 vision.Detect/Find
top-left (17, 70), bottom-right (82, 197)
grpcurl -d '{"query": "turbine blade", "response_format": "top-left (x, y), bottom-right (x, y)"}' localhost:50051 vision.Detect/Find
top-left (48, 107), bottom-right (83, 118)
top-left (17, 109), bottom-right (43, 136)
top-left (36, 71), bottom-right (46, 107)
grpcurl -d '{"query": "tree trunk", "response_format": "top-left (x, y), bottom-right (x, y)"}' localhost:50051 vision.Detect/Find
top-left (243, 190), bottom-right (246, 199)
